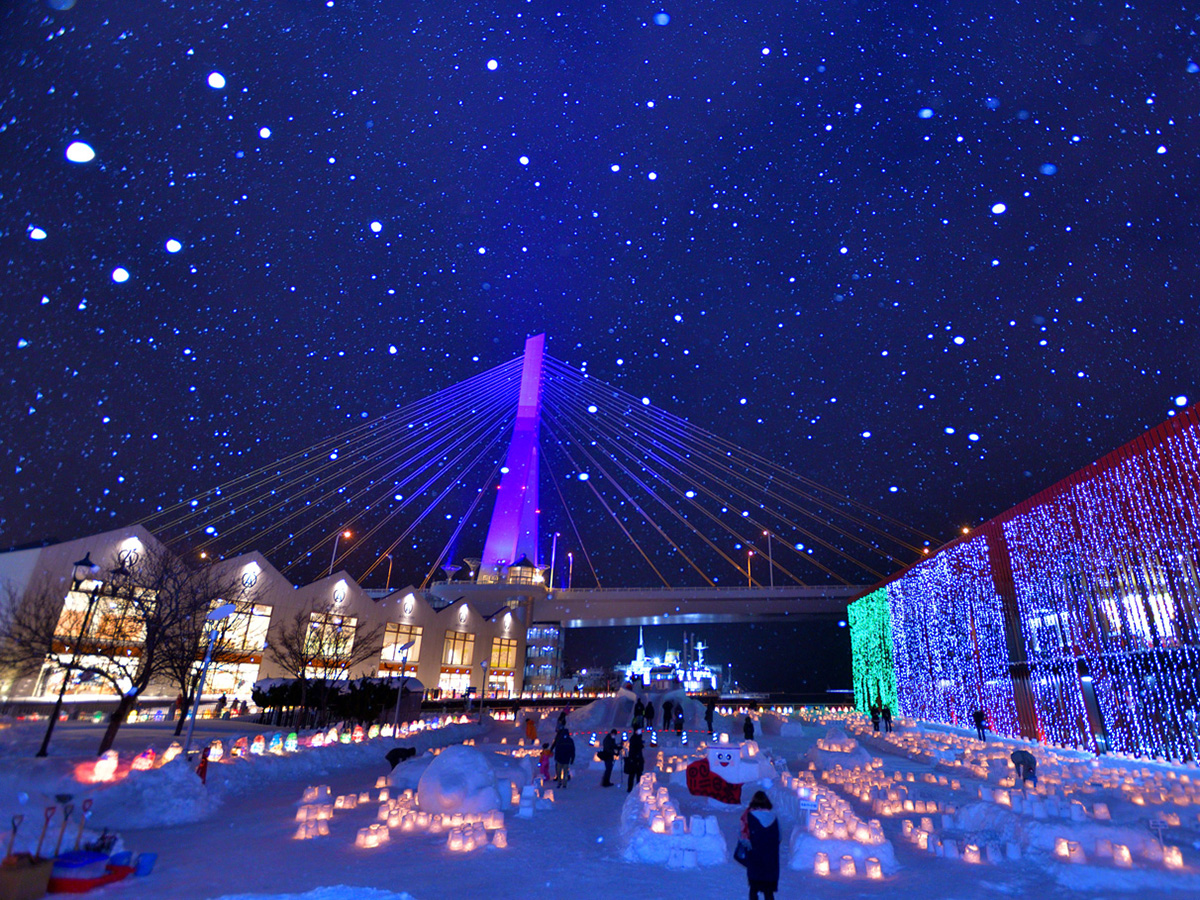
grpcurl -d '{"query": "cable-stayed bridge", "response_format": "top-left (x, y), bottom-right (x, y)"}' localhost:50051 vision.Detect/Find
top-left (141, 334), bottom-right (934, 622)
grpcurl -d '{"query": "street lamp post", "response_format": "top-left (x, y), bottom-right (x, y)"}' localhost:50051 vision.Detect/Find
top-left (391, 640), bottom-right (416, 732)
top-left (763, 530), bottom-right (774, 588)
top-left (548, 532), bottom-right (560, 589)
top-left (747, 550), bottom-right (754, 588)
top-left (184, 603), bottom-right (238, 757)
top-left (566, 552), bottom-right (574, 590)
top-left (385, 554), bottom-right (394, 592)
top-left (479, 660), bottom-right (490, 722)
top-left (328, 529), bottom-right (352, 577)
top-left (37, 553), bottom-right (101, 758)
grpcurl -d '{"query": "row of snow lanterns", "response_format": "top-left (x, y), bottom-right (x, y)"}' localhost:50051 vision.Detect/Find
top-left (297, 778), bottom-right (513, 851)
top-left (789, 774), bottom-right (887, 880)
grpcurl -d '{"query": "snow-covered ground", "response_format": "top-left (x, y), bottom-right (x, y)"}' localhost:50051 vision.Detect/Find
top-left (1, 707), bottom-right (1198, 899)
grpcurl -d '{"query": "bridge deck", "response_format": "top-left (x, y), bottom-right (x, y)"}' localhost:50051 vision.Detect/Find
top-left (538, 585), bottom-right (864, 627)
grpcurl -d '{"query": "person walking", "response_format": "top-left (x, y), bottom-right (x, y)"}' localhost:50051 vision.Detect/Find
top-left (524, 714), bottom-right (538, 742)
top-left (739, 790), bottom-right (780, 900)
top-left (704, 698), bottom-right (716, 736)
top-left (674, 702), bottom-right (684, 734)
top-left (624, 729), bottom-right (645, 792)
top-left (644, 700), bottom-right (655, 733)
top-left (743, 713), bottom-right (755, 741)
top-left (538, 742), bottom-right (552, 782)
top-left (972, 708), bottom-right (987, 742)
top-left (600, 729), bottom-right (620, 786)
top-left (632, 698), bottom-right (645, 730)
top-left (662, 699), bottom-right (674, 731)
top-left (870, 705), bottom-right (881, 732)
top-left (881, 704), bottom-right (893, 732)
top-left (552, 728), bottom-right (576, 788)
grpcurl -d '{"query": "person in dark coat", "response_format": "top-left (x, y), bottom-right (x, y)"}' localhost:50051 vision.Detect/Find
top-left (870, 705), bottom-right (881, 732)
top-left (600, 729), bottom-right (620, 786)
top-left (632, 698), bottom-right (645, 730)
top-left (1010, 749), bottom-right (1037, 787)
top-left (704, 698), bottom-right (716, 736)
top-left (661, 699), bottom-right (674, 730)
top-left (881, 704), bottom-right (893, 732)
top-left (674, 702), bottom-right (684, 734)
top-left (644, 701), bottom-right (655, 732)
top-left (743, 714), bottom-right (755, 741)
top-left (740, 790), bottom-right (780, 900)
top-left (972, 708), bottom-right (987, 742)
top-left (552, 728), bottom-right (576, 788)
top-left (623, 729), bottom-right (645, 792)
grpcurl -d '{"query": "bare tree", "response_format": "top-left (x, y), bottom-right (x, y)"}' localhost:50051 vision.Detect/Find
top-left (265, 601), bottom-right (384, 727)
top-left (67, 545), bottom-right (250, 755)
top-left (158, 567), bottom-right (261, 736)
top-left (0, 578), bottom-right (71, 693)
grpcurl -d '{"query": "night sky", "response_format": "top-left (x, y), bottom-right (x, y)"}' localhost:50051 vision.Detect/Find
top-left (4, 0), bottom-right (1199, 628)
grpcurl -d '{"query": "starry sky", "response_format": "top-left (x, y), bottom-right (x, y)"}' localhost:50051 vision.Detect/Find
top-left (4, 0), bottom-right (1199, 609)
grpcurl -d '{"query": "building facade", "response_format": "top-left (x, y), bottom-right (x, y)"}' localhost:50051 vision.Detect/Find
top-left (848, 406), bottom-right (1200, 762)
top-left (0, 525), bottom-right (530, 707)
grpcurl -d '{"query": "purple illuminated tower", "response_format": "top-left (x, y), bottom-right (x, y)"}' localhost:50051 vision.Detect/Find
top-left (478, 333), bottom-right (545, 583)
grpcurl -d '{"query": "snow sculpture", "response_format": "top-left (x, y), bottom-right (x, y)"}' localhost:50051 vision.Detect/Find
top-left (250, 735), bottom-right (266, 755)
top-left (417, 745), bottom-right (503, 814)
top-left (131, 748), bottom-right (155, 771)
top-left (685, 737), bottom-right (773, 804)
top-left (93, 750), bottom-right (119, 782)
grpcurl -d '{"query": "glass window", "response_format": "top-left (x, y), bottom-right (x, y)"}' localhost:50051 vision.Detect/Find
top-left (383, 623), bottom-right (423, 663)
top-left (307, 612), bottom-right (358, 658)
top-left (443, 630), bottom-right (475, 667)
top-left (490, 637), bottom-right (518, 670)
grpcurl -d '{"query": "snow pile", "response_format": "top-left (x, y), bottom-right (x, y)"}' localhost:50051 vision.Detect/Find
top-left (557, 696), bottom-right (635, 737)
top-left (785, 773), bottom-right (898, 877)
top-left (213, 889), bottom-right (417, 900)
top-left (620, 773), bottom-right (728, 868)
top-left (804, 726), bottom-right (873, 770)
top-left (0, 722), bottom-right (484, 838)
top-left (416, 745), bottom-right (504, 814)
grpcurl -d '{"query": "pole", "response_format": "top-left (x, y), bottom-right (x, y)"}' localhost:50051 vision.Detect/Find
top-left (391, 641), bottom-right (415, 732)
top-left (548, 533), bottom-right (559, 590)
top-left (328, 531), bottom-right (345, 577)
top-left (386, 555), bottom-right (394, 592)
top-left (765, 531), bottom-right (774, 588)
top-left (38, 557), bottom-right (100, 758)
top-left (747, 551), bottom-right (754, 588)
top-left (479, 661), bottom-right (489, 722)
top-left (183, 638), bottom-right (215, 758)
top-left (567, 552), bottom-right (574, 589)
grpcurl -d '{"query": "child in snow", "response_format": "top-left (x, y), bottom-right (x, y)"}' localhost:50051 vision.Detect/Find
top-left (538, 742), bottom-right (552, 781)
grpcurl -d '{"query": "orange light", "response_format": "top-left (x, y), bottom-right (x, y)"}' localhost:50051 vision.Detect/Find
top-left (962, 527), bottom-right (970, 534)
top-left (200, 552), bottom-right (207, 559)
top-left (343, 530), bottom-right (352, 538)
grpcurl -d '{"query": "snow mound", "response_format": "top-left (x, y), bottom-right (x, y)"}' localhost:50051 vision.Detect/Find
top-left (213, 889), bottom-right (417, 900)
top-left (417, 745), bottom-right (502, 814)
top-left (789, 830), bottom-right (899, 875)
top-left (619, 777), bottom-right (728, 867)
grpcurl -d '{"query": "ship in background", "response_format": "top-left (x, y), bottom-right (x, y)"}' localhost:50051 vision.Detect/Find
top-left (614, 627), bottom-right (725, 692)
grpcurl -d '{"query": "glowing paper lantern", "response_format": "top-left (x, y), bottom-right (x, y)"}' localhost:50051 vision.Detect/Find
top-left (352, 725), bottom-right (365, 743)
top-left (208, 740), bottom-right (224, 762)
top-left (93, 750), bottom-right (119, 782)
top-left (813, 852), bottom-right (830, 876)
top-left (269, 733), bottom-right (284, 754)
top-left (131, 748), bottom-right (155, 771)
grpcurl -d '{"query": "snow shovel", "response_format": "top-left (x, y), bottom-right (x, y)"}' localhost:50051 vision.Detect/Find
top-left (53, 804), bottom-right (73, 858)
top-left (6, 814), bottom-right (22, 860)
top-left (74, 800), bottom-right (93, 851)
top-left (35, 807), bottom-right (55, 859)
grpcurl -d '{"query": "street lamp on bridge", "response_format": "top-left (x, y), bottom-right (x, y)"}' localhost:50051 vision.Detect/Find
top-left (328, 529), bottom-right (352, 577)
top-left (747, 550), bottom-right (754, 588)
top-left (762, 530), bottom-right (774, 588)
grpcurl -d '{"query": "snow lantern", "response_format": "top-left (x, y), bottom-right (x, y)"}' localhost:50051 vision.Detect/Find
top-left (131, 748), bottom-right (156, 771)
top-left (447, 828), bottom-right (464, 851)
top-left (231, 737), bottom-right (248, 758)
top-left (327, 727), bottom-right (339, 745)
top-left (93, 750), bottom-right (119, 782)
top-left (250, 735), bottom-right (266, 755)
top-left (1113, 844), bottom-right (1132, 868)
top-left (1092, 802), bottom-right (1110, 820)
top-left (269, 733), bottom-right (285, 754)
top-left (813, 851), bottom-right (830, 876)
top-left (285, 733), bottom-right (299, 752)
top-left (208, 740), bottom-right (224, 762)
top-left (353, 725), bottom-right (365, 743)
top-left (962, 844), bottom-right (981, 864)
top-left (1165, 845), bottom-right (1183, 870)
top-left (340, 731), bottom-right (352, 745)
top-left (310, 733), bottom-right (325, 748)
top-left (865, 857), bottom-right (883, 879)
top-left (839, 855), bottom-right (856, 877)
top-left (368, 724), bottom-right (380, 739)
top-left (493, 827), bottom-right (508, 848)
top-left (162, 741), bottom-right (182, 764)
